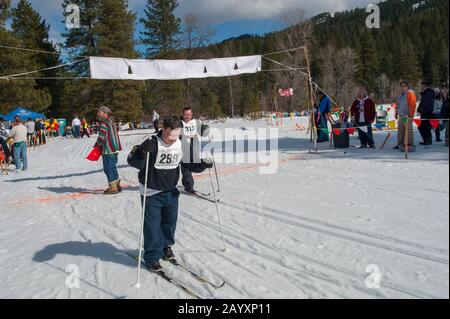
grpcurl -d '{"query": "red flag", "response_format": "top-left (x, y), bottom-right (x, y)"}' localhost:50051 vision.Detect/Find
top-left (278, 88), bottom-right (294, 97)
top-left (333, 128), bottom-right (341, 136)
top-left (430, 119), bottom-right (440, 129)
top-left (346, 128), bottom-right (356, 135)
top-left (413, 119), bottom-right (422, 127)
top-left (87, 146), bottom-right (102, 161)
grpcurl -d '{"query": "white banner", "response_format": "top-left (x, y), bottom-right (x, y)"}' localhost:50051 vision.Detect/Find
top-left (89, 55), bottom-right (262, 80)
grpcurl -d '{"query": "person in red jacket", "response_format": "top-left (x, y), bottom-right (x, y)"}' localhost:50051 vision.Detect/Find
top-left (350, 89), bottom-right (377, 148)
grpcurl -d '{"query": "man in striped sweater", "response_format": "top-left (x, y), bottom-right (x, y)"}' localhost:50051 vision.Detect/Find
top-left (95, 106), bottom-right (123, 195)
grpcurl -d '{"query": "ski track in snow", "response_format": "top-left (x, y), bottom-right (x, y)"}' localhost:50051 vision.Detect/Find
top-left (0, 118), bottom-right (448, 299)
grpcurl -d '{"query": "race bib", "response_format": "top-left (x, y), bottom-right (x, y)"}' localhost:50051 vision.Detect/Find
top-left (182, 120), bottom-right (197, 138)
top-left (154, 137), bottom-right (183, 170)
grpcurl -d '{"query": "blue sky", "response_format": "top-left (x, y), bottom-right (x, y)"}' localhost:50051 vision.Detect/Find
top-left (9, 0), bottom-right (375, 51)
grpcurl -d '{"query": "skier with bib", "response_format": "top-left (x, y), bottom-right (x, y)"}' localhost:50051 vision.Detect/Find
top-left (179, 107), bottom-right (210, 194)
top-left (127, 116), bottom-right (213, 271)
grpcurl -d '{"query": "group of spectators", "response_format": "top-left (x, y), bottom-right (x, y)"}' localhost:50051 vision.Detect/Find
top-left (314, 81), bottom-right (449, 149)
top-left (70, 115), bottom-right (91, 139)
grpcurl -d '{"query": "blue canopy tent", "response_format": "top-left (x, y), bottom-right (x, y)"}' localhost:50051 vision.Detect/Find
top-left (4, 107), bottom-right (45, 121)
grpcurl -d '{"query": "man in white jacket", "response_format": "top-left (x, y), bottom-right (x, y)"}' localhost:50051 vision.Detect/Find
top-left (72, 116), bottom-right (81, 139)
top-left (8, 120), bottom-right (28, 172)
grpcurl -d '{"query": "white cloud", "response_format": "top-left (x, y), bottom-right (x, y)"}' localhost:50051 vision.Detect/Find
top-left (173, 0), bottom-right (376, 24)
top-left (20, 0), bottom-right (376, 26)
top-left (16, 0), bottom-right (376, 43)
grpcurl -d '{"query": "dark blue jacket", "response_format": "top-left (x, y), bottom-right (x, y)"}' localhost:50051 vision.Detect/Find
top-left (418, 88), bottom-right (435, 114)
top-left (441, 98), bottom-right (449, 119)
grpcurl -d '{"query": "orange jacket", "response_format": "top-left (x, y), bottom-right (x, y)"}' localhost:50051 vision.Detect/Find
top-left (406, 90), bottom-right (417, 118)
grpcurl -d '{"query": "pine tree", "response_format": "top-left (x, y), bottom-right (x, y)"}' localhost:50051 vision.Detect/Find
top-left (239, 90), bottom-right (259, 116)
top-left (93, 0), bottom-right (142, 121)
top-left (61, 0), bottom-right (142, 122)
top-left (60, 0), bottom-right (101, 120)
top-left (0, 0), bottom-right (51, 114)
top-left (200, 89), bottom-right (223, 119)
top-left (62, 0), bottom-right (100, 74)
top-left (140, 0), bottom-right (180, 58)
top-left (0, 0), bottom-right (9, 26)
top-left (140, 0), bottom-right (184, 117)
top-left (355, 31), bottom-right (379, 94)
top-left (396, 37), bottom-right (421, 86)
top-left (12, 0), bottom-right (61, 115)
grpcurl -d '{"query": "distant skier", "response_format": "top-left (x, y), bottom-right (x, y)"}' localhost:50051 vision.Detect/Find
top-left (179, 107), bottom-right (210, 194)
top-left (127, 116), bottom-right (213, 271)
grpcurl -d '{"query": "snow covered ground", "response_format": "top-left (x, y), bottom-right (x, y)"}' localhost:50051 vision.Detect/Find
top-left (0, 118), bottom-right (448, 299)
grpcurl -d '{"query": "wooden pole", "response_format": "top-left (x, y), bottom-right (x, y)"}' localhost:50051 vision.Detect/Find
top-left (274, 85), bottom-right (279, 126)
top-left (304, 45), bottom-right (318, 151)
top-left (404, 117), bottom-right (409, 160)
top-left (228, 77), bottom-right (235, 118)
top-left (380, 133), bottom-right (392, 150)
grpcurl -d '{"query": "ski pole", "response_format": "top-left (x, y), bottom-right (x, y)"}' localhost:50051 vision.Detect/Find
top-left (211, 147), bottom-right (220, 192)
top-left (208, 167), bottom-right (227, 252)
top-left (135, 150), bottom-right (150, 289)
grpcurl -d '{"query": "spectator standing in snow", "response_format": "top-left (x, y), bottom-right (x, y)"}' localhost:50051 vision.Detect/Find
top-left (35, 119), bottom-right (46, 145)
top-left (350, 89), bottom-right (377, 149)
top-left (314, 92), bottom-right (334, 143)
top-left (8, 119), bottom-right (28, 172)
top-left (433, 89), bottom-right (444, 142)
top-left (394, 81), bottom-right (417, 149)
top-left (0, 117), bottom-right (11, 160)
top-left (25, 118), bottom-right (35, 146)
top-left (417, 82), bottom-right (435, 146)
top-left (94, 106), bottom-right (123, 195)
top-left (81, 118), bottom-right (90, 138)
top-left (72, 115), bottom-right (81, 139)
top-left (441, 90), bottom-right (449, 147)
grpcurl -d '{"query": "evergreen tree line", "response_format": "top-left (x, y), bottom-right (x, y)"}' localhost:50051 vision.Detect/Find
top-left (0, 0), bottom-right (448, 121)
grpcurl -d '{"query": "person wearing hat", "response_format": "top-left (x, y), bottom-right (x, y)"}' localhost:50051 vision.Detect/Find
top-left (94, 106), bottom-right (123, 195)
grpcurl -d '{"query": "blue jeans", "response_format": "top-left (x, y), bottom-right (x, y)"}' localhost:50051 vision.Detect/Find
top-left (142, 189), bottom-right (180, 265)
top-left (102, 153), bottom-right (119, 183)
top-left (74, 126), bottom-right (81, 138)
top-left (13, 142), bottom-right (27, 170)
top-left (357, 122), bottom-right (375, 146)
